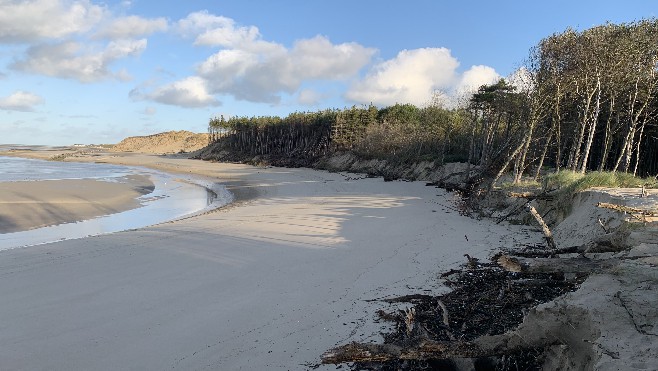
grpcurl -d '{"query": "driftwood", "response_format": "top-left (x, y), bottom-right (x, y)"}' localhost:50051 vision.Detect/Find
top-left (527, 205), bottom-right (557, 250)
top-left (508, 191), bottom-right (537, 198)
top-left (496, 255), bottom-right (619, 274)
top-left (507, 191), bottom-right (553, 200)
top-left (597, 202), bottom-right (657, 222)
top-left (322, 330), bottom-right (559, 365)
top-left (322, 339), bottom-right (501, 364)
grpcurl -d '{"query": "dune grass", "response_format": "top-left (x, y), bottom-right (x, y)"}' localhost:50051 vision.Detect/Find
top-left (542, 170), bottom-right (658, 193)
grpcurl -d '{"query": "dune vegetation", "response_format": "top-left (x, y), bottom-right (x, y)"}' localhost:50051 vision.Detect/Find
top-left (207, 19), bottom-right (658, 189)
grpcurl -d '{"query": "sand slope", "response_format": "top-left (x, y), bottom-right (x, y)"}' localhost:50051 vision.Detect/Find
top-left (0, 154), bottom-right (542, 370)
top-left (111, 131), bottom-right (209, 154)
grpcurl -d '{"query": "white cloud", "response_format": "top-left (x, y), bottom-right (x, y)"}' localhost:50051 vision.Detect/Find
top-left (456, 65), bottom-right (500, 94)
top-left (290, 36), bottom-right (374, 80)
top-left (506, 66), bottom-right (532, 91)
top-left (0, 2), bottom-right (160, 83)
top-left (10, 39), bottom-right (147, 82)
top-left (160, 12), bottom-right (375, 105)
top-left (0, 91), bottom-right (44, 111)
top-left (345, 48), bottom-right (500, 107)
top-left (95, 15), bottom-right (168, 39)
top-left (177, 11), bottom-right (260, 48)
top-left (131, 76), bottom-right (220, 108)
top-left (194, 35), bottom-right (375, 104)
top-left (0, 0), bottom-right (106, 43)
top-left (345, 48), bottom-right (459, 107)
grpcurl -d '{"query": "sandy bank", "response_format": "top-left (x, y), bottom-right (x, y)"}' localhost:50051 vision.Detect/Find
top-left (0, 151), bottom-right (544, 370)
top-left (0, 175), bottom-right (154, 233)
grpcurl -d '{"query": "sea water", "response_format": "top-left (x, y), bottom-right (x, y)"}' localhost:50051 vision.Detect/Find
top-left (0, 156), bottom-right (232, 250)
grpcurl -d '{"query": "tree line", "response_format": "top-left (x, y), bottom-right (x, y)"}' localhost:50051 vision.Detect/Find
top-left (208, 19), bottom-right (658, 180)
top-left (208, 104), bottom-right (473, 165)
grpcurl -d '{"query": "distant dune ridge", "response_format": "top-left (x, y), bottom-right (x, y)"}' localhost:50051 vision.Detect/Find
top-left (111, 130), bottom-right (208, 154)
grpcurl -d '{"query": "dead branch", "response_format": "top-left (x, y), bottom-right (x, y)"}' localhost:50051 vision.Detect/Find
top-left (404, 308), bottom-right (415, 337)
top-left (322, 329), bottom-right (559, 364)
top-left (527, 205), bottom-right (557, 250)
top-left (322, 340), bottom-right (488, 364)
top-left (507, 191), bottom-right (553, 200)
top-left (597, 202), bottom-right (656, 222)
top-left (508, 191), bottom-right (537, 198)
top-left (437, 300), bottom-right (450, 327)
top-left (496, 255), bottom-right (619, 274)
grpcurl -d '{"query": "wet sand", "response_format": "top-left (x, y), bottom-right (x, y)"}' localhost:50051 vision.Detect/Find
top-left (0, 175), bottom-right (154, 233)
top-left (0, 175), bottom-right (153, 233)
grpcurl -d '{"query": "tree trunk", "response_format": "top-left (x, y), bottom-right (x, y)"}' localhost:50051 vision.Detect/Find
top-left (534, 127), bottom-right (553, 180)
top-left (579, 74), bottom-right (602, 173)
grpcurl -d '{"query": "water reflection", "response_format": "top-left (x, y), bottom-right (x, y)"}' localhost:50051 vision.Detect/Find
top-left (0, 162), bottom-right (231, 250)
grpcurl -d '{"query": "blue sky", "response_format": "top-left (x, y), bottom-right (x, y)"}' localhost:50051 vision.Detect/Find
top-left (0, 0), bottom-right (655, 145)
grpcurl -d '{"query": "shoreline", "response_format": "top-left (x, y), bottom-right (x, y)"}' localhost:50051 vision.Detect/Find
top-left (0, 149), bottom-right (655, 370)
top-left (0, 154), bottom-right (233, 249)
top-left (0, 175), bottom-right (154, 234)
top-left (0, 150), bottom-right (546, 369)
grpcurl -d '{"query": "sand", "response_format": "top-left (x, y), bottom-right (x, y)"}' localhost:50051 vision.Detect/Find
top-left (0, 175), bottom-right (154, 233)
top-left (0, 152), bottom-right (545, 370)
top-left (2, 151), bottom-right (656, 370)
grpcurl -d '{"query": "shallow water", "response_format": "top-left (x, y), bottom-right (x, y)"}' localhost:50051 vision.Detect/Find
top-left (0, 156), bottom-right (232, 250)
top-left (0, 156), bottom-right (134, 182)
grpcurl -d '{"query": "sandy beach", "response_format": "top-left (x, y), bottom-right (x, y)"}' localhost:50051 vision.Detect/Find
top-left (0, 175), bottom-right (154, 233)
top-left (0, 153), bottom-right (544, 370)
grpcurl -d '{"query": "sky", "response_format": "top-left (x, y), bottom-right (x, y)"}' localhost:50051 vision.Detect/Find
top-left (0, 0), bottom-right (656, 145)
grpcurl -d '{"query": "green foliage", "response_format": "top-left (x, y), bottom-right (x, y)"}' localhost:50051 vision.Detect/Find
top-left (202, 19), bottom-right (658, 182)
top-left (208, 103), bottom-right (474, 165)
top-left (543, 170), bottom-right (657, 193)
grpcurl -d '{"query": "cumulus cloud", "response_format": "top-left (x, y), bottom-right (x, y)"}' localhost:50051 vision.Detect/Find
top-left (95, 15), bottom-right (168, 39)
top-left (346, 48), bottom-right (500, 107)
top-left (506, 66), bottom-right (532, 91)
top-left (199, 35), bottom-right (373, 103)
top-left (136, 11), bottom-right (375, 107)
top-left (345, 48), bottom-right (459, 107)
top-left (291, 36), bottom-right (374, 80)
top-left (177, 11), bottom-right (261, 49)
top-left (0, 1), bottom-right (161, 83)
top-left (137, 11), bottom-right (375, 106)
top-left (10, 39), bottom-right (147, 82)
top-left (0, 91), bottom-right (44, 111)
top-left (456, 65), bottom-right (500, 94)
top-left (131, 76), bottom-right (220, 108)
top-left (0, 0), bottom-right (105, 43)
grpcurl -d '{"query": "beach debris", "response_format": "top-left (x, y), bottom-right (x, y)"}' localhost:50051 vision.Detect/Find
top-left (496, 254), bottom-right (619, 274)
top-left (597, 201), bottom-right (657, 222)
top-left (323, 255), bottom-right (583, 369)
top-left (527, 205), bottom-right (558, 251)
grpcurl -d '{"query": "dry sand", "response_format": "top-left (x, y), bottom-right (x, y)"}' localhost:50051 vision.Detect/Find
top-left (0, 175), bottom-right (154, 233)
top-left (0, 152), bottom-right (544, 370)
top-left (110, 130), bottom-right (209, 154)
